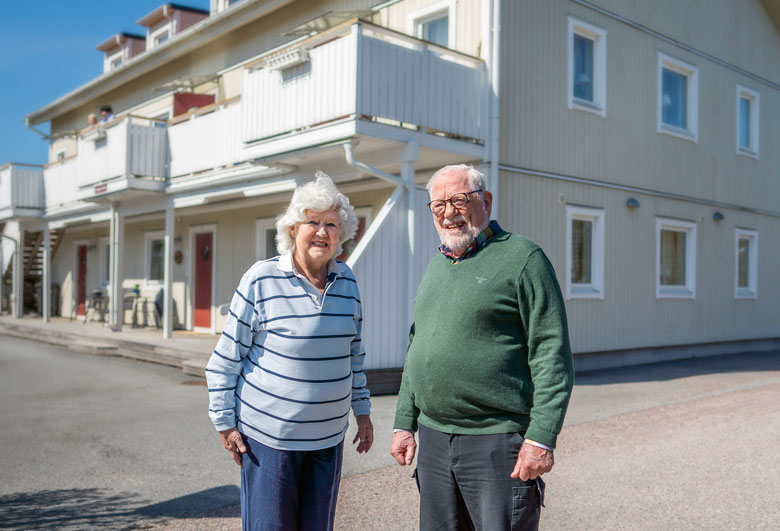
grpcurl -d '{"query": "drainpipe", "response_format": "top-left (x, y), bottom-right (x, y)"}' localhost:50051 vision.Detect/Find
top-left (489, 0), bottom-right (501, 218)
top-left (0, 234), bottom-right (19, 318)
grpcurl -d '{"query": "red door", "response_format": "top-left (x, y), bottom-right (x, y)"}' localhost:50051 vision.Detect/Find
top-left (76, 245), bottom-right (87, 316)
top-left (194, 233), bottom-right (213, 328)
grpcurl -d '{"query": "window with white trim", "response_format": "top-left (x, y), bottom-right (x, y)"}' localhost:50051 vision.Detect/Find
top-left (736, 85), bottom-right (759, 158)
top-left (565, 206), bottom-right (605, 299)
top-left (145, 230), bottom-right (165, 284)
top-left (408, 1), bottom-right (455, 48)
top-left (735, 228), bottom-right (758, 299)
top-left (255, 218), bottom-right (278, 261)
top-left (658, 53), bottom-right (698, 141)
top-left (567, 17), bottom-right (606, 116)
top-left (656, 218), bottom-right (697, 298)
top-left (99, 236), bottom-right (110, 287)
top-left (55, 148), bottom-right (67, 161)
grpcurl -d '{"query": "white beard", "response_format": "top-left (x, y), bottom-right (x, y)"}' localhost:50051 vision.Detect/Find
top-left (439, 215), bottom-right (485, 253)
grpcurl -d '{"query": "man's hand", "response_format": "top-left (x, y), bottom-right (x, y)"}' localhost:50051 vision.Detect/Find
top-left (511, 442), bottom-right (554, 480)
top-left (219, 427), bottom-right (247, 467)
top-left (353, 414), bottom-right (374, 453)
top-left (389, 430), bottom-right (417, 466)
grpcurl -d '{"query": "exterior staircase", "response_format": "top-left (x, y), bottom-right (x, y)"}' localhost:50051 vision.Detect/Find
top-left (1, 228), bottom-right (65, 313)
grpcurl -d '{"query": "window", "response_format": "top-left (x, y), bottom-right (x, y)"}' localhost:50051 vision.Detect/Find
top-left (565, 206), bottom-right (605, 299)
top-left (736, 85), bottom-right (759, 158)
top-left (155, 32), bottom-right (169, 45)
top-left (110, 56), bottom-right (122, 70)
top-left (55, 149), bottom-right (67, 161)
top-left (735, 229), bottom-right (758, 299)
top-left (656, 218), bottom-right (697, 298)
top-left (567, 17), bottom-right (607, 116)
top-left (145, 231), bottom-right (165, 284)
top-left (408, 2), bottom-right (455, 48)
top-left (658, 53), bottom-right (698, 141)
top-left (99, 237), bottom-right (110, 287)
top-left (255, 218), bottom-right (278, 261)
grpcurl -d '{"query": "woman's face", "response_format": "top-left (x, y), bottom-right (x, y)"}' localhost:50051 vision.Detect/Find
top-left (291, 208), bottom-right (341, 269)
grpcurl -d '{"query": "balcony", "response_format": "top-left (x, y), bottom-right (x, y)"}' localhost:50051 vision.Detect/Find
top-left (167, 97), bottom-right (245, 178)
top-left (42, 156), bottom-right (81, 216)
top-left (76, 115), bottom-right (168, 201)
top-left (0, 163), bottom-right (43, 220)
top-left (241, 20), bottom-right (487, 147)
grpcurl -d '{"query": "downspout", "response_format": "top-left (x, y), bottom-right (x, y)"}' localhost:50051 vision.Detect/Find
top-left (489, 0), bottom-right (501, 218)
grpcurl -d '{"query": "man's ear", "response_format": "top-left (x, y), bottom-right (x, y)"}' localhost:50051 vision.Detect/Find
top-left (483, 191), bottom-right (493, 218)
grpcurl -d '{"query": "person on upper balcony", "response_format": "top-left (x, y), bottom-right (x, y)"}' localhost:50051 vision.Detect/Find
top-left (99, 105), bottom-right (115, 124)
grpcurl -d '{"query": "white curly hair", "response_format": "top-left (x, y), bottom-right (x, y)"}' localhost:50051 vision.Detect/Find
top-left (275, 171), bottom-right (359, 257)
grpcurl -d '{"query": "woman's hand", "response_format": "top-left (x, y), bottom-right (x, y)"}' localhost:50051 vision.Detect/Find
top-left (219, 427), bottom-right (247, 467)
top-left (352, 414), bottom-right (374, 453)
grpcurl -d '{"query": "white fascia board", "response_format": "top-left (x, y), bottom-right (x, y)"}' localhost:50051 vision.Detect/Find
top-left (26, 0), bottom-right (294, 126)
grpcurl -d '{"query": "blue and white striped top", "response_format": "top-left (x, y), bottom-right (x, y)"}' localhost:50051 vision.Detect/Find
top-left (206, 252), bottom-right (371, 451)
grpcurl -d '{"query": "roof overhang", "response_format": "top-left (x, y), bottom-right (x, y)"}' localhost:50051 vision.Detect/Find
top-left (137, 3), bottom-right (209, 27)
top-left (25, 0), bottom-right (294, 126)
top-left (96, 32), bottom-right (145, 53)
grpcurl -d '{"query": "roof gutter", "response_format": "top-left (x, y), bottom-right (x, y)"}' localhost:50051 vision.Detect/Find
top-left (25, 0), bottom-right (294, 126)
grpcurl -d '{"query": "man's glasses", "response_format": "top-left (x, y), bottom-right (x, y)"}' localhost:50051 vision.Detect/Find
top-left (427, 190), bottom-right (483, 215)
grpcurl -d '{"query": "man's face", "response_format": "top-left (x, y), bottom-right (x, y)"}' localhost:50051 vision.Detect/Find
top-left (429, 170), bottom-right (492, 255)
top-left (100, 110), bottom-right (109, 119)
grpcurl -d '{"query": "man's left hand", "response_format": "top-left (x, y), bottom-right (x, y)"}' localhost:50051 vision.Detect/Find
top-left (511, 442), bottom-right (554, 480)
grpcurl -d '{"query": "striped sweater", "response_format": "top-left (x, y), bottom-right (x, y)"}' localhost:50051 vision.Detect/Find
top-left (206, 252), bottom-right (371, 451)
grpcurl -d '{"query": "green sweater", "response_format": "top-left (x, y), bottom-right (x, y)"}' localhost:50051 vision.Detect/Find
top-left (393, 230), bottom-right (574, 448)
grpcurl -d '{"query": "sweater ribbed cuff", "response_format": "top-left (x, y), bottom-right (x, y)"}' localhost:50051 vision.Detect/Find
top-left (393, 414), bottom-right (418, 432)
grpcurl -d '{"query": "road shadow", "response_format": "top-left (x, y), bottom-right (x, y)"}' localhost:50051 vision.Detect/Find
top-left (576, 350), bottom-right (780, 386)
top-left (0, 485), bottom-right (239, 530)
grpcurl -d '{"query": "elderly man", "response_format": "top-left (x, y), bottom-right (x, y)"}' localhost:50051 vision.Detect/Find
top-left (390, 164), bottom-right (574, 530)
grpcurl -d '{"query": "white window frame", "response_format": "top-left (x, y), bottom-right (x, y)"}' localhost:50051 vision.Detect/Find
top-left (98, 236), bottom-right (110, 288)
top-left (736, 85), bottom-right (759, 159)
top-left (255, 217), bottom-right (278, 261)
top-left (104, 49), bottom-right (124, 73)
top-left (144, 230), bottom-right (165, 286)
top-left (55, 148), bottom-right (67, 161)
top-left (407, 1), bottom-right (456, 48)
top-left (734, 228), bottom-right (758, 299)
top-left (657, 53), bottom-right (699, 142)
top-left (567, 17), bottom-right (607, 117)
top-left (656, 217), bottom-right (697, 299)
top-left (150, 24), bottom-right (172, 48)
top-left (565, 205), bottom-right (605, 299)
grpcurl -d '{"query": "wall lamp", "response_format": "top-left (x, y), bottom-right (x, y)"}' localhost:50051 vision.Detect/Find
top-left (713, 212), bottom-right (724, 221)
top-left (626, 197), bottom-right (640, 209)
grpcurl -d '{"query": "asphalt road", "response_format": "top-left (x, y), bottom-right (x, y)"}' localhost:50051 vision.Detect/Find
top-left (2, 335), bottom-right (779, 530)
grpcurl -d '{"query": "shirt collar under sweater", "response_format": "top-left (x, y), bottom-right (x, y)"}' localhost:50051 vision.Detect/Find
top-left (439, 220), bottom-right (502, 263)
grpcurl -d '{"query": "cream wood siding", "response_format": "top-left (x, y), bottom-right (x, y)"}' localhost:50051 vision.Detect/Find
top-left (499, 170), bottom-right (780, 355)
top-left (49, 137), bottom-right (77, 164)
top-left (501, 0), bottom-right (780, 214)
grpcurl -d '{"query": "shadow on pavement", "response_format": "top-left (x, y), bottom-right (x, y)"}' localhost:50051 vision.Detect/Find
top-left (0, 485), bottom-right (240, 529)
top-left (576, 350), bottom-right (780, 386)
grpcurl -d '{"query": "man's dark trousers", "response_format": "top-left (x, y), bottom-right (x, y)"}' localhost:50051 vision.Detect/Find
top-left (416, 424), bottom-right (544, 531)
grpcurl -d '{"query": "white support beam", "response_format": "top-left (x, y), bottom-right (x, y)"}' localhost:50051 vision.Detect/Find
top-left (42, 226), bottom-right (51, 322)
top-left (14, 230), bottom-right (23, 318)
top-left (163, 204), bottom-right (175, 339)
top-left (402, 142), bottom-right (418, 332)
top-left (109, 204), bottom-right (125, 332)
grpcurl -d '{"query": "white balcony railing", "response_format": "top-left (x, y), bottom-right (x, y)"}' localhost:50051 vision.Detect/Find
top-left (168, 98), bottom-right (244, 178)
top-left (77, 116), bottom-right (167, 188)
top-left (242, 21), bottom-right (487, 144)
top-left (43, 156), bottom-right (79, 211)
top-left (0, 164), bottom-right (43, 217)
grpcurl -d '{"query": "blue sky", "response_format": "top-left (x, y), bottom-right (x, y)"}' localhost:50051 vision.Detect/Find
top-left (0, 1), bottom-right (209, 165)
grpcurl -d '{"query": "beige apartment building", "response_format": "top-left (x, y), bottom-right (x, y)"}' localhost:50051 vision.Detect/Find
top-left (1, 0), bottom-right (778, 373)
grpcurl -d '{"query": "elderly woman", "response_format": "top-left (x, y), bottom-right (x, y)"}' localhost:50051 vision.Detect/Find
top-left (206, 172), bottom-right (373, 531)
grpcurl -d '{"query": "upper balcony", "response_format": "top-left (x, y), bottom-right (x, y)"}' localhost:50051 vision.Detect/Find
top-left (241, 19), bottom-right (487, 150)
top-left (76, 115), bottom-right (168, 201)
top-left (0, 163), bottom-right (44, 221)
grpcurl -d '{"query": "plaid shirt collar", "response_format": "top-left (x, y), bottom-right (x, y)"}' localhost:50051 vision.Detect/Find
top-left (439, 220), bottom-right (502, 263)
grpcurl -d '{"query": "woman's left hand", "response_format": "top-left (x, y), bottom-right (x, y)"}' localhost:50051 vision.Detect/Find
top-left (353, 414), bottom-right (374, 453)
